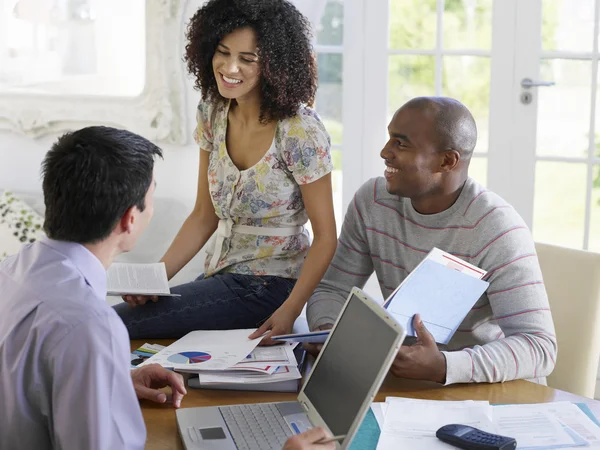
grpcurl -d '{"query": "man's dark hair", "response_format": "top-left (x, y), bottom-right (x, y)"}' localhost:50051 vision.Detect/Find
top-left (41, 126), bottom-right (163, 244)
top-left (184, 0), bottom-right (317, 123)
top-left (405, 96), bottom-right (478, 160)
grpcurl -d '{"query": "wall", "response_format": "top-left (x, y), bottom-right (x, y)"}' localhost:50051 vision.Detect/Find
top-left (0, 130), bottom-right (200, 211)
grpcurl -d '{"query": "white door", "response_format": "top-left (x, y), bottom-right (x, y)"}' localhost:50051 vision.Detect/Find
top-left (355, 0), bottom-right (599, 252)
top-left (496, 0), bottom-right (600, 251)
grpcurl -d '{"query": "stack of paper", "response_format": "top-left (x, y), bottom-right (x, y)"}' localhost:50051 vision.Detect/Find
top-left (369, 398), bottom-right (600, 450)
top-left (130, 342), bottom-right (166, 368)
top-left (375, 398), bottom-right (495, 449)
top-left (192, 344), bottom-right (302, 390)
top-left (138, 329), bottom-right (303, 392)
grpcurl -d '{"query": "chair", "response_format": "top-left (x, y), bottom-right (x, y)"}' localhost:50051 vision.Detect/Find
top-left (535, 242), bottom-right (600, 398)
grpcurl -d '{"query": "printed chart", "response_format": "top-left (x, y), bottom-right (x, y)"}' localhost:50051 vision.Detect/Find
top-left (167, 351), bottom-right (212, 365)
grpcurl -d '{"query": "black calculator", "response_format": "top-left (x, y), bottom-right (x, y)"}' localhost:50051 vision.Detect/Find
top-left (436, 424), bottom-right (517, 450)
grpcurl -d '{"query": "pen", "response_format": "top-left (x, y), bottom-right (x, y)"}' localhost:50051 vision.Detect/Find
top-left (317, 435), bottom-right (346, 444)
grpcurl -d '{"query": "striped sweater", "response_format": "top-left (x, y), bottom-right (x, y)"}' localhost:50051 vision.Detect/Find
top-left (307, 177), bottom-right (557, 385)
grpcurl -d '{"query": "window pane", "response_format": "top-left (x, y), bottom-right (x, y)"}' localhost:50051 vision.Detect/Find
top-left (389, 0), bottom-right (437, 50)
top-left (442, 56), bottom-right (490, 154)
top-left (469, 156), bottom-right (488, 187)
top-left (316, 53), bottom-right (343, 145)
top-left (388, 55), bottom-right (435, 120)
top-left (443, 0), bottom-right (493, 51)
top-left (533, 162), bottom-right (587, 248)
top-left (316, 0), bottom-right (343, 46)
top-left (536, 59), bottom-right (592, 158)
top-left (332, 163), bottom-right (343, 233)
top-left (590, 165), bottom-right (600, 252)
top-left (542, 0), bottom-right (595, 52)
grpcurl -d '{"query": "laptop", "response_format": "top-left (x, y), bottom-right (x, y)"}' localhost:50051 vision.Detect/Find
top-left (176, 286), bottom-right (406, 450)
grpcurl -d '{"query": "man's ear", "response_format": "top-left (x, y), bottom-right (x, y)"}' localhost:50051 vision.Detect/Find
top-left (119, 206), bottom-right (136, 234)
top-left (440, 150), bottom-right (460, 172)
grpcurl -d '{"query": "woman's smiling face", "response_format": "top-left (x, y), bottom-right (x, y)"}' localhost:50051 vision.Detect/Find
top-left (212, 27), bottom-right (261, 101)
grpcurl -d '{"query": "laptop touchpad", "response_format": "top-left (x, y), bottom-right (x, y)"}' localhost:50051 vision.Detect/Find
top-left (199, 427), bottom-right (227, 440)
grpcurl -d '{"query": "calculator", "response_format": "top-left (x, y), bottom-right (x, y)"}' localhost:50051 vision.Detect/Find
top-left (436, 424), bottom-right (517, 450)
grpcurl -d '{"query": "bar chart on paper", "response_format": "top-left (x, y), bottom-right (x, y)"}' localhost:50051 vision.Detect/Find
top-left (167, 351), bottom-right (212, 365)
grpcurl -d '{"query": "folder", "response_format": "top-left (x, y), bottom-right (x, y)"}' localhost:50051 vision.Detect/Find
top-left (383, 248), bottom-right (489, 345)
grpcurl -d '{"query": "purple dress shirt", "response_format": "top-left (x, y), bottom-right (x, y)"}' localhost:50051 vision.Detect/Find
top-left (0, 238), bottom-right (146, 449)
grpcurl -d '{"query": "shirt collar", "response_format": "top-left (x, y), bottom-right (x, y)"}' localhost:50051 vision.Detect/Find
top-left (39, 237), bottom-right (107, 300)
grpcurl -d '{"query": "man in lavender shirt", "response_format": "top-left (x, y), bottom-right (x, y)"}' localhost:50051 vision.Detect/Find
top-left (0, 127), bottom-right (333, 450)
top-left (0, 127), bottom-right (187, 449)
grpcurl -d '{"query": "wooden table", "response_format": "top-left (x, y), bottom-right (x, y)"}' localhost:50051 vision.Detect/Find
top-left (134, 339), bottom-right (600, 450)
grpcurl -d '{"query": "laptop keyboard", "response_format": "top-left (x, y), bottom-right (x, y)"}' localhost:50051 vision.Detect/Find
top-left (219, 403), bottom-right (294, 450)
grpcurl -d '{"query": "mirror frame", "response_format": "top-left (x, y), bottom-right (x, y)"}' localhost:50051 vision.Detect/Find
top-left (0, 0), bottom-right (187, 143)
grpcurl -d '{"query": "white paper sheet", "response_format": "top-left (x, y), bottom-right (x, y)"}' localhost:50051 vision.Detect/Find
top-left (138, 329), bottom-right (262, 371)
top-left (237, 342), bottom-right (298, 365)
top-left (107, 262), bottom-right (178, 296)
top-left (519, 402), bottom-right (600, 445)
top-left (376, 398), bottom-right (495, 450)
top-left (425, 247), bottom-right (487, 279)
top-left (493, 404), bottom-right (583, 449)
top-left (371, 403), bottom-right (388, 429)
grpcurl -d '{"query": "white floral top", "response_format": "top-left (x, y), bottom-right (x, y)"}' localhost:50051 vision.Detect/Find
top-left (194, 100), bottom-right (333, 278)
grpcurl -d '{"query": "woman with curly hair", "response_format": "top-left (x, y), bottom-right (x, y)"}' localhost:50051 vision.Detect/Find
top-left (115, 0), bottom-right (337, 343)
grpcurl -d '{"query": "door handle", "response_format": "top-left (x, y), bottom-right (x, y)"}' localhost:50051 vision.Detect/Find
top-left (521, 78), bottom-right (556, 89)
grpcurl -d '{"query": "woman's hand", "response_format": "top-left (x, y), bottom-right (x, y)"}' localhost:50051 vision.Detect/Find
top-left (121, 295), bottom-right (159, 307)
top-left (248, 303), bottom-right (301, 346)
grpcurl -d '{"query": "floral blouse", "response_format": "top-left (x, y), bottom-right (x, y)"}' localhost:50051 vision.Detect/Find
top-left (194, 99), bottom-right (333, 278)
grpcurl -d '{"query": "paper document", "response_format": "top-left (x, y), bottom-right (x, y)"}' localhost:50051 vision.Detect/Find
top-left (371, 402), bottom-right (388, 429)
top-left (493, 404), bottom-right (585, 449)
top-left (198, 365), bottom-right (302, 385)
top-left (425, 247), bottom-right (487, 279)
top-left (138, 329), bottom-right (262, 371)
top-left (237, 343), bottom-right (298, 365)
top-left (376, 398), bottom-right (495, 450)
top-left (521, 402), bottom-right (600, 446)
top-left (384, 258), bottom-right (489, 344)
top-left (106, 262), bottom-right (180, 296)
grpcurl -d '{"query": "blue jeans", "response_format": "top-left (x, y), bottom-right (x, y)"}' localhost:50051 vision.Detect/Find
top-left (113, 273), bottom-right (296, 339)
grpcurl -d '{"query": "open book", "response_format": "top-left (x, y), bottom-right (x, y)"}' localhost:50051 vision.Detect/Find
top-left (106, 262), bottom-right (180, 297)
top-left (383, 247), bottom-right (489, 345)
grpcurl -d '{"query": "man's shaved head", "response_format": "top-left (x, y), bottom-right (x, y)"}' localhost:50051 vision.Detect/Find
top-left (381, 96), bottom-right (478, 210)
top-left (402, 96), bottom-right (477, 160)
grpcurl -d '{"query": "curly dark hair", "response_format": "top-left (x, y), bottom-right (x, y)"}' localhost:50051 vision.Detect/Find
top-left (184, 0), bottom-right (317, 123)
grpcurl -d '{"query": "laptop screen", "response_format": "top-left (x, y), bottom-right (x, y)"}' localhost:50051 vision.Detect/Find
top-left (302, 292), bottom-right (399, 436)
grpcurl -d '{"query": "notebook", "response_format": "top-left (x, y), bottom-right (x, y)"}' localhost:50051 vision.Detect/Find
top-left (383, 247), bottom-right (489, 344)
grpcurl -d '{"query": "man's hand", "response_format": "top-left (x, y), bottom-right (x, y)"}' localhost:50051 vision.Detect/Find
top-left (391, 314), bottom-right (447, 383)
top-left (282, 428), bottom-right (336, 450)
top-left (302, 324), bottom-right (333, 357)
top-left (122, 295), bottom-right (159, 307)
top-left (248, 303), bottom-right (302, 346)
top-left (131, 364), bottom-right (187, 408)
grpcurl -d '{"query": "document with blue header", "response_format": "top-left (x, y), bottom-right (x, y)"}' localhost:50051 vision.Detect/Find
top-left (383, 248), bottom-right (489, 345)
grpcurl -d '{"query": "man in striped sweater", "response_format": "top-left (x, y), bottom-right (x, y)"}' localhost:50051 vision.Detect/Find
top-left (307, 97), bottom-right (556, 385)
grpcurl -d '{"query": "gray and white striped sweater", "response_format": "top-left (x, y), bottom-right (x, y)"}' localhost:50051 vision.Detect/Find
top-left (307, 177), bottom-right (557, 385)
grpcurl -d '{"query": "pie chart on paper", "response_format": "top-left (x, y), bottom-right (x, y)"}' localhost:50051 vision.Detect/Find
top-left (167, 351), bottom-right (212, 364)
